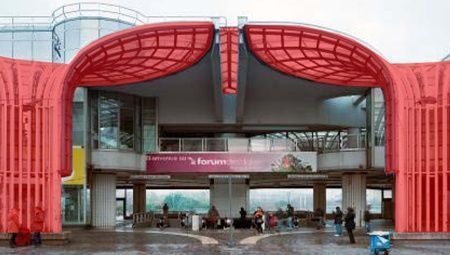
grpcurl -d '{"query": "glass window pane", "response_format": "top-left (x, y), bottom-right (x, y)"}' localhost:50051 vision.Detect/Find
top-left (99, 94), bottom-right (119, 149)
top-left (62, 185), bottom-right (84, 223)
top-left (0, 32), bottom-right (12, 40)
top-left (80, 19), bottom-right (99, 29)
top-left (119, 22), bottom-right (132, 30)
top-left (91, 91), bottom-right (99, 149)
top-left (120, 108), bottom-right (134, 149)
top-left (100, 19), bottom-right (119, 30)
top-left (80, 28), bottom-right (99, 48)
top-left (65, 29), bottom-right (80, 50)
top-left (146, 189), bottom-right (210, 213)
top-left (116, 189), bottom-right (125, 198)
top-left (0, 41), bottom-right (12, 57)
top-left (72, 102), bottom-right (84, 146)
top-left (13, 41), bottom-right (32, 59)
top-left (34, 31), bottom-right (52, 41)
top-left (126, 189), bottom-right (133, 217)
top-left (13, 32), bottom-right (33, 40)
top-left (33, 40), bottom-right (52, 61)
top-left (367, 189), bottom-right (382, 213)
top-left (99, 29), bottom-right (115, 37)
top-left (383, 189), bottom-right (392, 199)
top-left (65, 49), bottom-right (79, 63)
top-left (250, 188), bottom-right (313, 212)
top-left (143, 98), bottom-right (157, 152)
top-left (326, 188), bottom-right (342, 213)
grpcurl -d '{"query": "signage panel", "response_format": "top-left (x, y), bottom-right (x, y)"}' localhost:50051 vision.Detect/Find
top-left (146, 152), bottom-right (317, 173)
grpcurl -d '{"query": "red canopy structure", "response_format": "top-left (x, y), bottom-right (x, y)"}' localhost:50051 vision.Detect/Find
top-left (0, 20), bottom-right (449, 234)
top-left (0, 22), bottom-right (214, 233)
top-left (245, 24), bottom-right (450, 233)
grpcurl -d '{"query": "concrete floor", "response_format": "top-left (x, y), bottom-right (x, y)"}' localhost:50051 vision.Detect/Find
top-left (1, 221), bottom-right (450, 254)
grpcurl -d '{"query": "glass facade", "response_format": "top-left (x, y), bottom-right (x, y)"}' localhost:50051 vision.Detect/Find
top-left (62, 185), bottom-right (86, 224)
top-left (90, 90), bottom-right (157, 153)
top-left (250, 188), bottom-right (313, 212)
top-left (116, 188), bottom-right (133, 220)
top-left (53, 18), bottom-right (132, 63)
top-left (146, 189), bottom-right (210, 214)
top-left (326, 188), bottom-right (343, 213)
top-left (0, 30), bottom-right (52, 61)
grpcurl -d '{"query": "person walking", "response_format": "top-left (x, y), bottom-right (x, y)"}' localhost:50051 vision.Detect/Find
top-left (31, 206), bottom-right (45, 247)
top-left (344, 207), bottom-right (356, 244)
top-left (364, 205), bottom-right (372, 233)
top-left (333, 206), bottom-right (343, 236)
top-left (7, 207), bottom-right (20, 248)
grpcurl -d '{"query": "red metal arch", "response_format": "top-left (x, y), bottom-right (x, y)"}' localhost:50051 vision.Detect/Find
top-left (244, 24), bottom-right (391, 87)
top-left (0, 22), bottom-right (214, 233)
top-left (245, 24), bottom-right (450, 233)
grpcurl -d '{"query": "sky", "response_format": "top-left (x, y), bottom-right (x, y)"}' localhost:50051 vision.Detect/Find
top-left (1, 0), bottom-right (449, 63)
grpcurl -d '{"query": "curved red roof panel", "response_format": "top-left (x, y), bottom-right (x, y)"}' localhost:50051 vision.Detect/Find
top-left (65, 22), bottom-right (215, 88)
top-left (244, 24), bottom-right (390, 87)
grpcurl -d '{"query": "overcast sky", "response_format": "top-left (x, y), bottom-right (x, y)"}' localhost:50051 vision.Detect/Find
top-left (1, 0), bottom-right (449, 63)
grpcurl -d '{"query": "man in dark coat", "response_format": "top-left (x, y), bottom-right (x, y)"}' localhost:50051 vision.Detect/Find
top-left (333, 206), bottom-right (343, 236)
top-left (344, 207), bottom-right (356, 244)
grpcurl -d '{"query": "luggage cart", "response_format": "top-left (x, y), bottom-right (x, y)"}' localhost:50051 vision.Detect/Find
top-left (369, 231), bottom-right (392, 255)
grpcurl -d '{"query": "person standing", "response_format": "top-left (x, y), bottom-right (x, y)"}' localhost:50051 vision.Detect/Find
top-left (254, 207), bottom-right (264, 234)
top-left (276, 208), bottom-right (285, 231)
top-left (286, 204), bottom-right (294, 229)
top-left (240, 207), bottom-right (247, 219)
top-left (31, 206), bottom-right (45, 247)
top-left (333, 206), bottom-right (343, 236)
top-left (344, 207), bottom-right (356, 244)
top-left (7, 207), bottom-right (20, 248)
top-left (313, 208), bottom-right (325, 230)
top-left (207, 205), bottom-right (220, 229)
top-left (364, 205), bottom-right (372, 233)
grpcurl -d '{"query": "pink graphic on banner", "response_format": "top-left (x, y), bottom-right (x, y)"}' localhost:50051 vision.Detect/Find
top-left (146, 152), bottom-right (317, 173)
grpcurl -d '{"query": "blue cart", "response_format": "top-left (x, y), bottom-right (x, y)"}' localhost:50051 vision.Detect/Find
top-left (369, 231), bottom-right (391, 255)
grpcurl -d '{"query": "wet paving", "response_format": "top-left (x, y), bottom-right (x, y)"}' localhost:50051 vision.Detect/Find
top-left (1, 223), bottom-right (450, 254)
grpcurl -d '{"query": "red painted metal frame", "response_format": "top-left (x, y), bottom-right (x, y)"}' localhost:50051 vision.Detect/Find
top-left (0, 22), bottom-right (214, 233)
top-left (245, 24), bottom-right (450, 233)
top-left (0, 19), bottom-right (449, 234)
top-left (219, 27), bottom-right (239, 94)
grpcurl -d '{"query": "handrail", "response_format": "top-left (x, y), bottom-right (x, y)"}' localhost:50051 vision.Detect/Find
top-left (51, 2), bottom-right (227, 27)
top-left (0, 16), bottom-right (53, 30)
top-left (0, 2), bottom-right (227, 31)
top-left (158, 134), bottom-right (368, 153)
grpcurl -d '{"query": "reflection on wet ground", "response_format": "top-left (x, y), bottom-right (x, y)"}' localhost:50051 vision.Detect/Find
top-left (1, 221), bottom-right (449, 254)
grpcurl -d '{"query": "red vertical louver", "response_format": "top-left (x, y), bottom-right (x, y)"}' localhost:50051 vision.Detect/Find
top-left (220, 27), bottom-right (239, 94)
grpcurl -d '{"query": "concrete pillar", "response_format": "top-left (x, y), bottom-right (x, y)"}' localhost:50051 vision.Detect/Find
top-left (91, 173), bottom-right (116, 228)
top-left (210, 178), bottom-right (249, 218)
top-left (133, 183), bottom-right (146, 214)
top-left (342, 173), bottom-right (367, 227)
top-left (313, 183), bottom-right (327, 212)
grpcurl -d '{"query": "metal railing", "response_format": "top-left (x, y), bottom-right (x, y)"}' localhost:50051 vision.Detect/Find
top-left (0, 16), bottom-right (53, 31)
top-left (158, 134), bottom-right (367, 153)
top-left (0, 2), bottom-right (227, 31)
top-left (51, 2), bottom-right (227, 27)
top-left (132, 211), bottom-right (154, 228)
